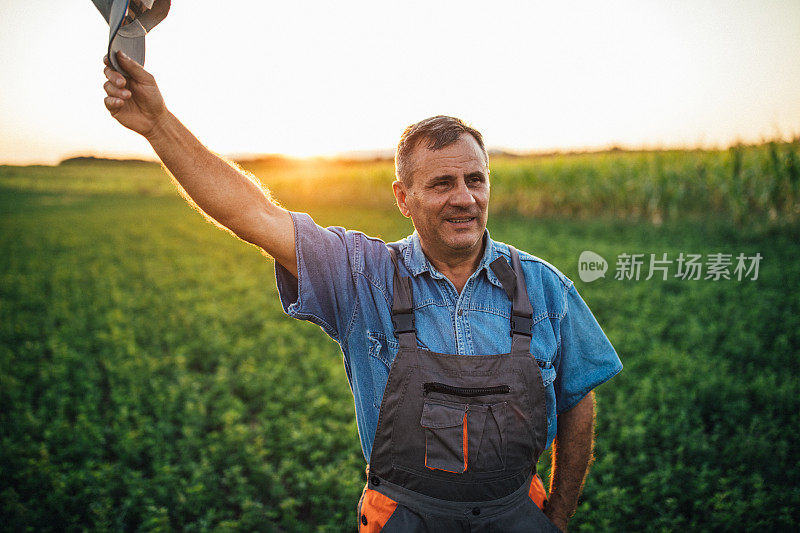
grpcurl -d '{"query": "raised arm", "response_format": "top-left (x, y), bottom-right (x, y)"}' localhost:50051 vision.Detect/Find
top-left (102, 51), bottom-right (297, 277)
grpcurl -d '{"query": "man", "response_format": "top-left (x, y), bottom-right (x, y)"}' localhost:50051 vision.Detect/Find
top-left (102, 51), bottom-right (622, 531)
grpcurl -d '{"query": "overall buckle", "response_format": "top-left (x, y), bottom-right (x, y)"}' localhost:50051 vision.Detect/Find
top-left (510, 313), bottom-right (533, 337)
top-left (392, 312), bottom-right (415, 335)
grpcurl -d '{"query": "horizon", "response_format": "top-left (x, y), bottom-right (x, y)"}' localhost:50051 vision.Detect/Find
top-left (5, 134), bottom-right (791, 168)
top-left (7, 136), bottom-right (800, 168)
top-left (1, 1), bottom-right (799, 165)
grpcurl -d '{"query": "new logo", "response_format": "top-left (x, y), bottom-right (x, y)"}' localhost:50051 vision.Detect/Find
top-left (578, 251), bottom-right (608, 282)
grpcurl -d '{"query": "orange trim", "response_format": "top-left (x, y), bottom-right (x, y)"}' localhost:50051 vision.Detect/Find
top-left (528, 474), bottom-right (547, 510)
top-left (359, 489), bottom-right (398, 532)
top-left (462, 411), bottom-right (468, 472)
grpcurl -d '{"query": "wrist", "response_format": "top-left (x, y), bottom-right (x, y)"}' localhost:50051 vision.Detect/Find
top-left (144, 109), bottom-right (173, 144)
top-left (549, 516), bottom-right (568, 532)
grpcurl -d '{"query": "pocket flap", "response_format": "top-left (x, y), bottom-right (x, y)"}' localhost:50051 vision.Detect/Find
top-left (539, 365), bottom-right (556, 387)
top-left (420, 401), bottom-right (467, 429)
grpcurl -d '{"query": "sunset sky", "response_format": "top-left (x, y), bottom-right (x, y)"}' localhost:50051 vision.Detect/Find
top-left (1, 0), bottom-right (798, 164)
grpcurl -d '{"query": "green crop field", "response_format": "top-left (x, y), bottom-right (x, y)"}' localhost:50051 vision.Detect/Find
top-left (1, 145), bottom-right (799, 531)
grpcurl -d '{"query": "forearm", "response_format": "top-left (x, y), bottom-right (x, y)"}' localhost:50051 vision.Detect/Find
top-left (102, 52), bottom-right (296, 272)
top-left (145, 110), bottom-right (276, 230)
top-left (547, 391), bottom-right (596, 530)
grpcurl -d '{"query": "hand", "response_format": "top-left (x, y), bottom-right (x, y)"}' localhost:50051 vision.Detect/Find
top-left (545, 510), bottom-right (569, 532)
top-left (102, 51), bottom-right (168, 138)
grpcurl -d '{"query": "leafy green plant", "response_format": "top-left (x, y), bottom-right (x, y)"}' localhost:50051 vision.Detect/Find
top-left (1, 151), bottom-right (798, 530)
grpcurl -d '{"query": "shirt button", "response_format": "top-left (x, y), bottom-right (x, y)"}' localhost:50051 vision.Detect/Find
top-left (457, 309), bottom-right (463, 316)
top-left (472, 507), bottom-right (481, 516)
top-left (371, 476), bottom-right (380, 486)
top-left (361, 514), bottom-right (368, 525)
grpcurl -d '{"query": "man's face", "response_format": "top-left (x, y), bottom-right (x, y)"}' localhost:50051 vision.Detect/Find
top-left (393, 134), bottom-right (490, 259)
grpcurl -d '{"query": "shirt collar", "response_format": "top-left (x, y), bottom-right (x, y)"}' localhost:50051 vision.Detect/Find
top-left (402, 228), bottom-right (504, 290)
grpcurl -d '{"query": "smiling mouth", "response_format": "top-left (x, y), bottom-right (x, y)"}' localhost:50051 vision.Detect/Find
top-left (446, 216), bottom-right (476, 225)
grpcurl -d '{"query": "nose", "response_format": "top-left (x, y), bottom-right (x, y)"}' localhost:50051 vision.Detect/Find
top-left (448, 179), bottom-right (476, 208)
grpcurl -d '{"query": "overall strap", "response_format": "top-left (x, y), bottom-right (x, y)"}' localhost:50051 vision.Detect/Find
top-left (387, 245), bottom-right (417, 349)
top-left (489, 245), bottom-right (534, 353)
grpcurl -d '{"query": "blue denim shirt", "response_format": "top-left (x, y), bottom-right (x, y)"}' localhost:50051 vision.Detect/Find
top-left (275, 211), bottom-right (622, 462)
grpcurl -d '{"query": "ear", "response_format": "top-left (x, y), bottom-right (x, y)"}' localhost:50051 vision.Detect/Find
top-left (392, 180), bottom-right (412, 218)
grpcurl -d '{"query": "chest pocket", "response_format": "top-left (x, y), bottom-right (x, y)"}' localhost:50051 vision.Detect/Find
top-left (537, 360), bottom-right (556, 387)
top-left (367, 332), bottom-right (397, 409)
top-left (420, 396), bottom-right (510, 474)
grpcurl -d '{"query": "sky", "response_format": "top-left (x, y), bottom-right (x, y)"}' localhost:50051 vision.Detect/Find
top-left (0, 0), bottom-right (798, 164)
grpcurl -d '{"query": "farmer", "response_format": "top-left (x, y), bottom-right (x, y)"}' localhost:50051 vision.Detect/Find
top-left (102, 51), bottom-right (622, 532)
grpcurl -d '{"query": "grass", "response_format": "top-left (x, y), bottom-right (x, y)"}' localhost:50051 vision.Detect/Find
top-left (1, 152), bottom-right (799, 531)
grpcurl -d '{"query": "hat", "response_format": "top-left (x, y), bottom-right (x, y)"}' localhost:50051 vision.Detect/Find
top-left (92, 0), bottom-right (170, 73)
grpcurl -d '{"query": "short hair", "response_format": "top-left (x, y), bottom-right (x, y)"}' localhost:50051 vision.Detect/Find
top-left (395, 115), bottom-right (488, 185)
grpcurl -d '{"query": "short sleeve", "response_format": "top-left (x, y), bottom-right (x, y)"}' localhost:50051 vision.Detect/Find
top-left (274, 211), bottom-right (360, 343)
top-left (554, 284), bottom-right (622, 414)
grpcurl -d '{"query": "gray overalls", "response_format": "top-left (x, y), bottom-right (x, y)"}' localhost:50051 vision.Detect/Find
top-left (357, 244), bottom-right (561, 532)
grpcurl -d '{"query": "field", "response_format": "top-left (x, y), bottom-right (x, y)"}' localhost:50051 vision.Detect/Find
top-left (1, 144), bottom-right (799, 531)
